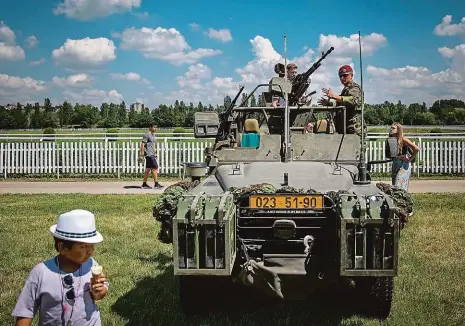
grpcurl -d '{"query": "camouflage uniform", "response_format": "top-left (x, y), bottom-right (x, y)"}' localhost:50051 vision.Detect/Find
top-left (335, 80), bottom-right (367, 137)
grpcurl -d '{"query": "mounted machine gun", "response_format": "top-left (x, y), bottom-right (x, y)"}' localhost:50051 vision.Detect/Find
top-left (193, 85), bottom-right (245, 152)
top-left (288, 46), bottom-right (334, 106)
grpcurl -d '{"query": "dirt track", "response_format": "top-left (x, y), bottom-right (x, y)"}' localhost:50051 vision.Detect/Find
top-left (0, 179), bottom-right (464, 194)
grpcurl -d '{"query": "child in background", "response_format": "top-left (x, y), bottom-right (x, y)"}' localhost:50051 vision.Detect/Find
top-left (12, 209), bottom-right (108, 326)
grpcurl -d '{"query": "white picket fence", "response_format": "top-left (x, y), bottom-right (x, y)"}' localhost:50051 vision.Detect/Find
top-left (1, 138), bottom-right (465, 178)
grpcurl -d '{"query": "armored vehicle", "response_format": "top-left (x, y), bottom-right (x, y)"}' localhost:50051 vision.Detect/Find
top-left (154, 41), bottom-right (404, 319)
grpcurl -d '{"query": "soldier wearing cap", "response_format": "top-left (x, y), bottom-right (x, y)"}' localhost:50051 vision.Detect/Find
top-left (317, 65), bottom-right (366, 136)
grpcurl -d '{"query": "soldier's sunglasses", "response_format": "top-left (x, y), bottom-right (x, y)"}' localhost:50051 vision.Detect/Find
top-left (339, 74), bottom-right (349, 78)
top-left (62, 274), bottom-right (76, 301)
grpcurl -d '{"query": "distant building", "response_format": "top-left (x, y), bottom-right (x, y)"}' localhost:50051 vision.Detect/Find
top-left (130, 102), bottom-right (145, 112)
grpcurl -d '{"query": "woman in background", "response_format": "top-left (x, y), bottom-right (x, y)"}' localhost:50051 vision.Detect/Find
top-left (390, 122), bottom-right (419, 193)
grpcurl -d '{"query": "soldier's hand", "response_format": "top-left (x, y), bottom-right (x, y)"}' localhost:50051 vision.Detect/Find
top-left (322, 88), bottom-right (336, 99)
top-left (317, 97), bottom-right (330, 106)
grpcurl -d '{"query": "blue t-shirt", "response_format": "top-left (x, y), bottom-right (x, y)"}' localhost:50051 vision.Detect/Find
top-left (12, 256), bottom-right (106, 326)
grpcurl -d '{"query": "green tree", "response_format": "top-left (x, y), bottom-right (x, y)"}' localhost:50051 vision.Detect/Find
top-left (250, 94), bottom-right (257, 107)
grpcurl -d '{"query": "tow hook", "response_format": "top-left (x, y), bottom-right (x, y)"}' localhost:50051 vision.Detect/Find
top-left (303, 235), bottom-right (315, 254)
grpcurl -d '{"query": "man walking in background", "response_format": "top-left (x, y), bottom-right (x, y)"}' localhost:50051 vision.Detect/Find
top-left (140, 123), bottom-right (163, 189)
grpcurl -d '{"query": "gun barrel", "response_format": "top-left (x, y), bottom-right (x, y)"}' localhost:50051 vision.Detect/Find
top-left (228, 85), bottom-right (245, 111)
top-left (303, 46), bottom-right (334, 77)
top-left (288, 46), bottom-right (334, 105)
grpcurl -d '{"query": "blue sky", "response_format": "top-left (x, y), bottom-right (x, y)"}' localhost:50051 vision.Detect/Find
top-left (0, 0), bottom-right (464, 107)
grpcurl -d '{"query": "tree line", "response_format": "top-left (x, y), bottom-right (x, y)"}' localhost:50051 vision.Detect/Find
top-left (1, 94), bottom-right (465, 130)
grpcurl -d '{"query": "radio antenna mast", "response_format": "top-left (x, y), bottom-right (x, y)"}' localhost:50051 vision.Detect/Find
top-left (355, 30), bottom-right (369, 184)
top-left (284, 34), bottom-right (287, 81)
top-left (283, 33), bottom-right (291, 162)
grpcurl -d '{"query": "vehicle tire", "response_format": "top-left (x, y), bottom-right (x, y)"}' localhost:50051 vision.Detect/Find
top-left (360, 276), bottom-right (394, 319)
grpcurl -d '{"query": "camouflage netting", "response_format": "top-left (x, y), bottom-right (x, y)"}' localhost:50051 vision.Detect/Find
top-left (325, 190), bottom-right (351, 203)
top-left (154, 181), bottom-right (414, 244)
top-left (153, 180), bottom-right (200, 243)
top-left (228, 183), bottom-right (319, 201)
top-left (376, 182), bottom-right (413, 225)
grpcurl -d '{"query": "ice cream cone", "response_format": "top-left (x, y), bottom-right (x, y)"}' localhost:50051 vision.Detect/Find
top-left (91, 265), bottom-right (103, 284)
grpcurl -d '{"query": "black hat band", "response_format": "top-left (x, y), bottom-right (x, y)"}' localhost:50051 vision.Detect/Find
top-left (55, 229), bottom-right (97, 239)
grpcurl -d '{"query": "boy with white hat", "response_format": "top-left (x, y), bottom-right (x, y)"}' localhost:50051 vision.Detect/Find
top-left (12, 209), bottom-right (108, 326)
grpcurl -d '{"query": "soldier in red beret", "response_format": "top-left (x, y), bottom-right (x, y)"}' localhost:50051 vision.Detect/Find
top-left (317, 65), bottom-right (366, 136)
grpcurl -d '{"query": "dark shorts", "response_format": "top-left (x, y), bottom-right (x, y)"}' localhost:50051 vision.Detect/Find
top-left (145, 156), bottom-right (158, 169)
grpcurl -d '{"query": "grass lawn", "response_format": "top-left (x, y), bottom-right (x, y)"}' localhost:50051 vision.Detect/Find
top-left (1, 194), bottom-right (465, 326)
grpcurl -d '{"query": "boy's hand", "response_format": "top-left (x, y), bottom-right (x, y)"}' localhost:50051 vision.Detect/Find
top-left (90, 273), bottom-right (108, 301)
top-left (16, 317), bottom-right (33, 326)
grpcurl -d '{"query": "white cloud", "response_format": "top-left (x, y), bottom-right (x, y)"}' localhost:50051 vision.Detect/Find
top-left (30, 58), bottom-right (46, 65)
top-left (205, 28), bottom-right (232, 43)
top-left (152, 62), bottom-right (241, 104)
top-left (111, 72), bottom-right (141, 81)
top-left (119, 26), bottom-right (222, 65)
top-left (0, 21), bottom-right (15, 45)
top-left (366, 45), bottom-right (465, 105)
top-left (318, 33), bottom-right (387, 57)
top-left (434, 15), bottom-right (465, 37)
top-left (359, 18), bottom-right (465, 105)
top-left (233, 32), bottom-right (385, 95)
top-left (189, 23), bottom-right (201, 31)
top-left (0, 21), bottom-right (25, 61)
top-left (438, 44), bottom-right (465, 75)
top-left (154, 32), bottom-right (388, 106)
top-left (0, 73), bottom-right (46, 91)
top-left (52, 37), bottom-right (116, 69)
top-left (176, 63), bottom-right (212, 89)
top-left (0, 73), bottom-right (46, 104)
top-left (0, 42), bottom-right (25, 61)
top-left (25, 35), bottom-right (38, 48)
top-left (52, 73), bottom-right (93, 88)
top-left (110, 72), bottom-right (151, 84)
top-left (234, 35), bottom-right (283, 85)
top-left (231, 34), bottom-right (356, 92)
top-left (54, 0), bottom-right (141, 20)
top-left (63, 89), bottom-right (123, 105)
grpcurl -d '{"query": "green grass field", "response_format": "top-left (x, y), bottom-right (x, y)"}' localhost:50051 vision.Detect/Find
top-left (1, 194), bottom-right (465, 326)
top-left (0, 128), bottom-right (208, 144)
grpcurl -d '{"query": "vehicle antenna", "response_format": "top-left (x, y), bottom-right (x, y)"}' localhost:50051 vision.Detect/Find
top-left (283, 33), bottom-right (291, 162)
top-left (355, 30), bottom-right (370, 184)
top-left (284, 33), bottom-right (287, 82)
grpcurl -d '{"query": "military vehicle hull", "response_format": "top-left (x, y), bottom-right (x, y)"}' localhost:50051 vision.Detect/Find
top-left (154, 54), bottom-right (407, 318)
top-left (169, 161), bottom-right (399, 317)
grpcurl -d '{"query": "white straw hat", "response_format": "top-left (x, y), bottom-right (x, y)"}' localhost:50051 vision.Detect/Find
top-left (50, 209), bottom-right (103, 244)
